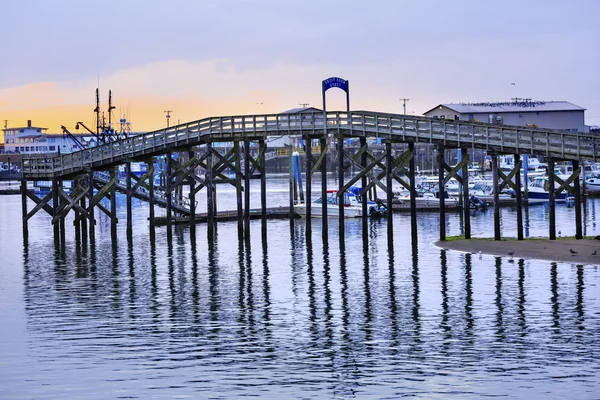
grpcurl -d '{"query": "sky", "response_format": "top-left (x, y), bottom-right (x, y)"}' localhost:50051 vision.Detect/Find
top-left (1, 0), bottom-right (599, 139)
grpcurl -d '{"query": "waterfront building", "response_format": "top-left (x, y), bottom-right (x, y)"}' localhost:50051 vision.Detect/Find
top-left (423, 100), bottom-right (589, 133)
top-left (2, 120), bottom-right (97, 154)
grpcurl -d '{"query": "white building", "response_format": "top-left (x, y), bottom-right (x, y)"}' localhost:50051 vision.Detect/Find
top-left (423, 100), bottom-right (589, 133)
top-left (2, 120), bottom-right (97, 154)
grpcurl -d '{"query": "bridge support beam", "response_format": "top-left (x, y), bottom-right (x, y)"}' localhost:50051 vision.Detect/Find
top-left (80, 193), bottom-right (87, 243)
top-left (548, 158), bottom-right (556, 240)
top-left (259, 140), bottom-right (267, 238)
top-left (338, 136), bottom-right (345, 230)
top-left (438, 147), bottom-right (446, 241)
top-left (58, 180), bottom-right (66, 243)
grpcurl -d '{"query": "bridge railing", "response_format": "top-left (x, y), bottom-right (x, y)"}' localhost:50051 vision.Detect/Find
top-left (21, 111), bottom-right (598, 178)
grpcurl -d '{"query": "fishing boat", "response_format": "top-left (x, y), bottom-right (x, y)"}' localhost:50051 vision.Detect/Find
top-left (296, 187), bottom-right (387, 218)
top-left (527, 175), bottom-right (571, 202)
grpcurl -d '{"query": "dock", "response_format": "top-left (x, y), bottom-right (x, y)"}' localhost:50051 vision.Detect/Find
top-left (153, 207), bottom-right (301, 226)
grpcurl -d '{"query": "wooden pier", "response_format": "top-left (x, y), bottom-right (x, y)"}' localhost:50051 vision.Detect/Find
top-left (17, 109), bottom-right (597, 244)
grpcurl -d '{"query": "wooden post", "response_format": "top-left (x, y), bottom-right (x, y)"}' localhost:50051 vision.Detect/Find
top-left (438, 147), bottom-right (446, 241)
top-left (514, 153), bottom-right (524, 240)
top-left (148, 161), bottom-right (155, 231)
top-left (73, 179), bottom-right (81, 241)
top-left (166, 153), bottom-right (173, 234)
top-left (573, 160), bottom-right (582, 240)
top-left (126, 162), bottom-right (133, 236)
top-left (289, 145), bottom-right (294, 222)
top-left (88, 169), bottom-right (95, 241)
top-left (206, 144), bottom-right (215, 228)
top-left (259, 140), bottom-right (267, 224)
top-left (461, 148), bottom-right (471, 239)
top-left (244, 138), bottom-right (251, 233)
top-left (189, 150), bottom-right (196, 229)
top-left (305, 136), bottom-right (312, 232)
top-left (234, 141), bottom-right (243, 234)
top-left (338, 136), bottom-right (345, 226)
top-left (386, 142), bottom-right (393, 239)
top-left (21, 180), bottom-right (28, 239)
top-left (320, 137), bottom-right (328, 225)
top-left (52, 178), bottom-right (60, 239)
top-left (409, 142), bottom-right (418, 245)
top-left (110, 169), bottom-right (117, 238)
top-left (361, 137), bottom-right (368, 234)
top-left (58, 180), bottom-right (66, 242)
top-left (80, 194), bottom-right (87, 243)
top-left (548, 158), bottom-right (556, 240)
top-left (492, 154), bottom-right (501, 240)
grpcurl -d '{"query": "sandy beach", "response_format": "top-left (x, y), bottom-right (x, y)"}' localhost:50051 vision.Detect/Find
top-left (436, 238), bottom-right (600, 265)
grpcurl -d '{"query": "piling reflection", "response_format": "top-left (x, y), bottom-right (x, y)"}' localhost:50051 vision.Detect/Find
top-left (16, 216), bottom-right (600, 397)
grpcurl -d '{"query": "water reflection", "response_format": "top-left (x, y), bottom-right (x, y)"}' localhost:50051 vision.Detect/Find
top-left (12, 215), bottom-right (600, 398)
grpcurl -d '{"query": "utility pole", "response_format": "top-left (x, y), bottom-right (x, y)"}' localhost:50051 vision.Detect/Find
top-left (399, 98), bottom-right (410, 115)
top-left (164, 110), bottom-right (172, 128)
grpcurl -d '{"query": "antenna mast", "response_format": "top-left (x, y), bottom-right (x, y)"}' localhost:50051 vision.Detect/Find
top-left (164, 110), bottom-right (172, 128)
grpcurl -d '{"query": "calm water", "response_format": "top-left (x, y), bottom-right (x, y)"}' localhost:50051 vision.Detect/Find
top-left (1, 179), bottom-right (600, 399)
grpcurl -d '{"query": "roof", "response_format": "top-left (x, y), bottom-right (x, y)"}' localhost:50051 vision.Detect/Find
top-left (424, 101), bottom-right (586, 115)
top-left (3, 126), bottom-right (48, 131)
top-left (279, 106), bottom-right (322, 114)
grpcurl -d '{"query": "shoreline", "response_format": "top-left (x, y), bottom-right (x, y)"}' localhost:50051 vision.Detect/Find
top-left (436, 238), bottom-right (600, 265)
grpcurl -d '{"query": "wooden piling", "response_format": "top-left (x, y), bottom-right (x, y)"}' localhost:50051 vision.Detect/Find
top-left (492, 154), bottom-right (501, 240)
top-left (385, 142), bottom-right (393, 239)
top-left (110, 169), bottom-right (117, 237)
top-left (320, 137), bottom-right (328, 225)
top-left (244, 139), bottom-right (251, 233)
top-left (305, 136), bottom-right (312, 232)
top-left (461, 148), bottom-right (471, 239)
top-left (548, 158), bottom-right (556, 240)
top-left (52, 178), bottom-right (60, 239)
top-left (234, 141), bottom-right (243, 234)
top-left (126, 162), bottom-right (133, 235)
top-left (80, 195), bottom-right (87, 243)
top-left (573, 160), bottom-right (582, 239)
top-left (438, 148), bottom-right (446, 241)
top-left (58, 180), bottom-right (66, 242)
top-left (166, 153), bottom-right (173, 234)
top-left (87, 169), bottom-right (95, 241)
top-left (338, 136), bottom-right (345, 228)
top-left (514, 153), bottom-right (524, 240)
top-left (148, 161), bottom-right (155, 231)
top-left (361, 137), bottom-right (368, 235)
top-left (409, 142), bottom-right (418, 245)
top-left (21, 180), bottom-right (28, 239)
top-left (259, 140), bottom-right (267, 224)
top-left (189, 150), bottom-right (196, 229)
top-left (206, 143), bottom-right (215, 228)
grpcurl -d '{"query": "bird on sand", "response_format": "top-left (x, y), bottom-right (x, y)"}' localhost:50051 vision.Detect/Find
top-left (592, 250), bottom-right (597, 256)
top-left (570, 249), bottom-right (578, 255)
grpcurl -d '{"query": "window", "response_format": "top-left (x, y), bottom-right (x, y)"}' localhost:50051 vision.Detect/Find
top-left (49, 137), bottom-right (55, 143)
top-left (49, 146), bottom-right (56, 151)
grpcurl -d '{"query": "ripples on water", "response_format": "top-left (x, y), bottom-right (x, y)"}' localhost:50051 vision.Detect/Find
top-left (0, 191), bottom-right (599, 399)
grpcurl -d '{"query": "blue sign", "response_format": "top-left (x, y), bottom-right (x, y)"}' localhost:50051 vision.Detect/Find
top-left (323, 77), bottom-right (348, 93)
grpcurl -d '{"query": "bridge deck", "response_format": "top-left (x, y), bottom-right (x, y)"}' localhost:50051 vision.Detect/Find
top-left (21, 111), bottom-right (599, 179)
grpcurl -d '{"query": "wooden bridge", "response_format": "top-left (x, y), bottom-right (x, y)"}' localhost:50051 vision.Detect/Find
top-left (19, 110), bottom-right (597, 244)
